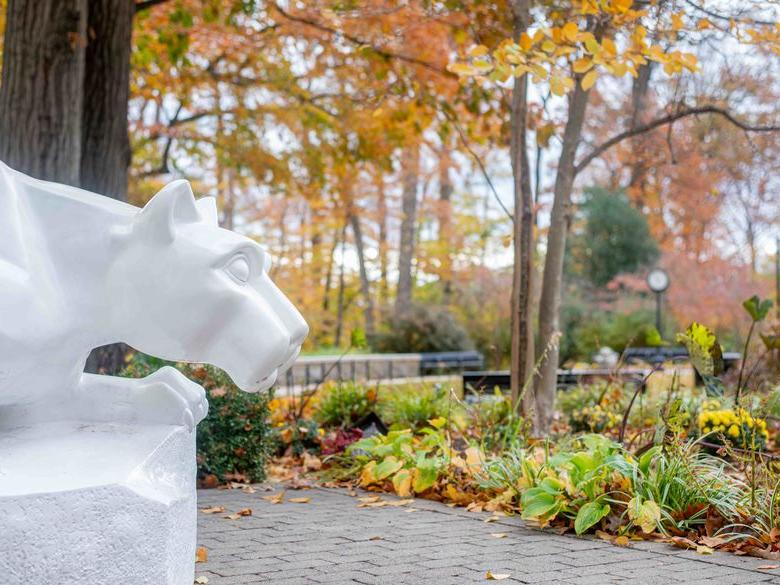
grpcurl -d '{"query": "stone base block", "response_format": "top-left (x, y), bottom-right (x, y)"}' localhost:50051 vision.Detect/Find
top-left (0, 422), bottom-right (197, 585)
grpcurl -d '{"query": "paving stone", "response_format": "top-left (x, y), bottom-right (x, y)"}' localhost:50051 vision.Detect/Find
top-left (195, 485), bottom-right (780, 584)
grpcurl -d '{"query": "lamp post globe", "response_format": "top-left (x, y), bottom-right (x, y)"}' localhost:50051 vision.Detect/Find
top-left (647, 268), bottom-right (670, 293)
top-left (646, 268), bottom-right (670, 338)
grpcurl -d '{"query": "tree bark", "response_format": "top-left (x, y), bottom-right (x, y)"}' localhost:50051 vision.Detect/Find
top-left (395, 145), bottom-right (420, 317)
top-left (79, 0), bottom-right (133, 200)
top-left (535, 81), bottom-right (591, 433)
top-left (508, 0), bottom-right (536, 413)
top-left (0, 0), bottom-right (87, 184)
top-left (349, 212), bottom-right (376, 339)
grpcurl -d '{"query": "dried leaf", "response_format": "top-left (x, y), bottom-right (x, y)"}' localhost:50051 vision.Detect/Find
top-left (289, 497), bottom-right (310, 504)
top-left (263, 492), bottom-right (285, 504)
top-left (614, 536), bottom-right (630, 547)
top-left (490, 533), bottom-right (508, 539)
top-left (358, 496), bottom-right (382, 504)
top-left (195, 547), bottom-right (208, 563)
top-left (369, 536), bottom-right (383, 541)
top-left (194, 577), bottom-right (209, 584)
top-left (486, 570), bottom-right (511, 580)
top-left (199, 506), bottom-right (224, 515)
top-left (696, 545), bottom-right (714, 555)
top-left (758, 565), bottom-right (780, 570)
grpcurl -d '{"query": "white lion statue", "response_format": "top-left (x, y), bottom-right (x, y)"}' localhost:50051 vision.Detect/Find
top-left (0, 161), bottom-right (308, 585)
top-left (0, 161), bottom-right (307, 427)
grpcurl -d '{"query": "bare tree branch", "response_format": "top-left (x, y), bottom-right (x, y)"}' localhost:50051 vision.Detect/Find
top-left (574, 105), bottom-right (780, 175)
top-left (444, 111), bottom-right (513, 221)
top-left (272, 3), bottom-right (456, 79)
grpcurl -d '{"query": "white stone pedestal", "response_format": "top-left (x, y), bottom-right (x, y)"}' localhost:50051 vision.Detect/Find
top-left (0, 422), bottom-right (197, 585)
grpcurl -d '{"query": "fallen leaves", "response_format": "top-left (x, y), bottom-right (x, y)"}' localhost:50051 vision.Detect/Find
top-left (485, 570), bottom-right (511, 580)
top-left (757, 564), bottom-right (780, 570)
top-left (199, 506), bottom-right (224, 515)
top-left (263, 491), bottom-right (285, 504)
top-left (490, 533), bottom-right (508, 539)
top-left (195, 547), bottom-right (208, 563)
top-left (289, 497), bottom-right (311, 504)
top-left (194, 577), bottom-right (209, 584)
top-left (356, 495), bottom-right (414, 509)
top-left (224, 508), bottom-right (252, 520)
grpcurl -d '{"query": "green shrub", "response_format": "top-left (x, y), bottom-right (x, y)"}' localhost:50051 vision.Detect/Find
top-left (122, 353), bottom-right (273, 483)
top-left (372, 303), bottom-right (474, 353)
top-left (314, 381), bottom-right (377, 428)
top-left (380, 384), bottom-right (449, 430)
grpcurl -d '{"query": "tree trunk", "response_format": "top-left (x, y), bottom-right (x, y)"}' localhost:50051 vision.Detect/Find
top-left (79, 0), bottom-right (132, 200)
top-left (395, 146), bottom-right (420, 317)
top-left (508, 0), bottom-right (536, 414)
top-left (375, 173), bottom-right (390, 304)
top-left (438, 146), bottom-right (454, 303)
top-left (334, 223), bottom-right (348, 346)
top-left (349, 213), bottom-right (376, 339)
top-left (535, 81), bottom-right (591, 433)
top-left (0, 0), bottom-right (87, 184)
top-left (81, 0), bottom-right (135, 375)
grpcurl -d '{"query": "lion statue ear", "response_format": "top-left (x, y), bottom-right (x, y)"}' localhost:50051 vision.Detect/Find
top-left (195, 196), bottom-right (219, 225)
top-left (134, 180), bottom-right (200, 242)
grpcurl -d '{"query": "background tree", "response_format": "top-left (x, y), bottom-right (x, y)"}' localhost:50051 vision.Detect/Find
top-left (569, 188), bottom-right (659, 288)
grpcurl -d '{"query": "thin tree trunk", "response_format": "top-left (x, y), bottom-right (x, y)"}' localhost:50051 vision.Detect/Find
top-left (80, 0), bottom-right (133, 200)
top-left (334, 223), bottom-right (348, 346)
top-left (376, 173), bottom-right (390, 304)
top-left (322, 224), bottom-right (342, 312)
top-left (349, 212), bottom-right (376, 339)
top-left (438, 146), bottom-right (454, 303)
top-left (395, 146), bottom-right (420, 317)
top-left (0, 0), bottom-right (87, 184)
top-left (508, 0), bottom-right (536, 414)
top-left (535, 81), bottom-right (591, 433)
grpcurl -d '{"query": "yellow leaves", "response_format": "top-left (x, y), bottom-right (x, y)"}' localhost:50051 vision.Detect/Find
top-left (360, 460), bottom-right (378, 486)
top-left (671, 12), bottom-right (684, 32)
top-left (581, 69), bottom-right (599, 91)
top-left (613, 0), bottom-right (633, 13)
top-left (627, 498), bottom-right (661, 533)
top-left (573, 57), bottom-right (593, 73)
top-left (199, 506), bottom-right (224, 514)
top-left (698, 18), bottom-right (712, 30)
top-left (550, 75), bottom-right (574, 96)
top-left (468, 45), bottom-right (489, 58)
top-left (561, 22), bottom-right (579, 43)
top-left (536, 122), bottom-right (556, 148)
top-left (519, 32), bottom-right (533, 51)
top-left (195, 547), bottom-right (208, 563)
top-left (448, 62), bottom-right (478, 77)
top-left (289, 497), bottom-right (311, 503)
top-left (490, 532), bottom-right (509, 539)
top-left (486, 570), bottom-right (511, 580)
top-left (393, 468), bottom-right (413, 497)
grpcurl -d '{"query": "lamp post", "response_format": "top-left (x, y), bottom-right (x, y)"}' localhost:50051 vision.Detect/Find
top-left (647, 268), bottom-right (670, 339)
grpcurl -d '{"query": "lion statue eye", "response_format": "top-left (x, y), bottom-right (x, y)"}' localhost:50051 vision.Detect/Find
top-left (225, 255), bottom-right (251, 283)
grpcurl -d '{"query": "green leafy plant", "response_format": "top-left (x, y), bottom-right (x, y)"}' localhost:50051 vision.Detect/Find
top-left (122, 353), bottom-right (273, 483)
top-left (380, 384), bottom-right (450, 430)
top-left (314, 381), bottom-right (377, 428)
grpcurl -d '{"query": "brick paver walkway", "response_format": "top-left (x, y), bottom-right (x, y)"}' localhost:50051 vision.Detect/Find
top-left (196, 486), bottom-right (780, 584)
